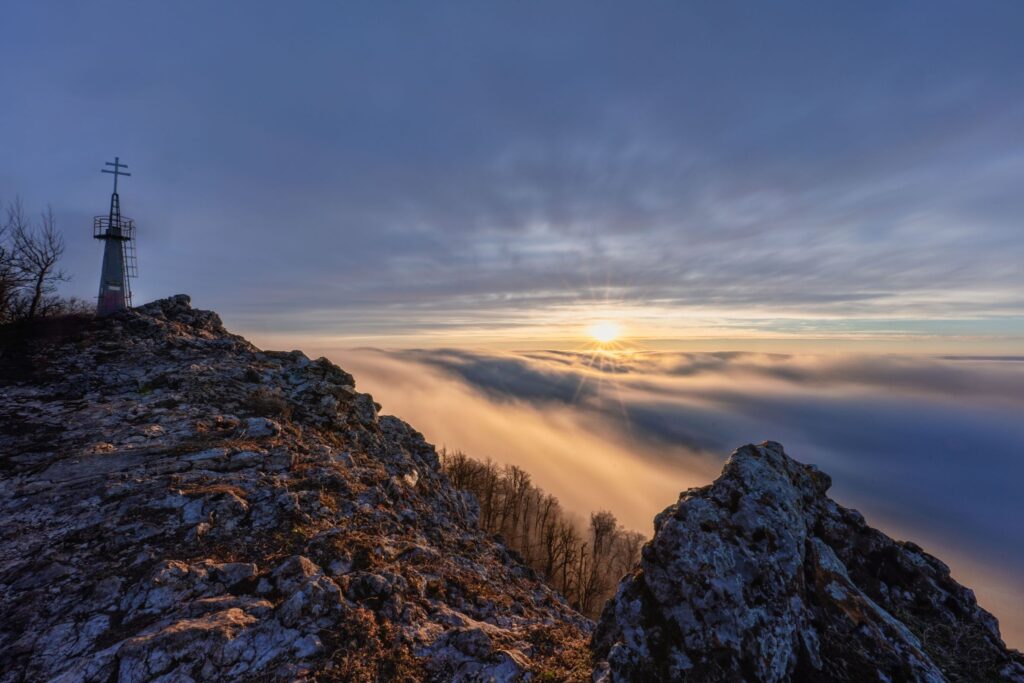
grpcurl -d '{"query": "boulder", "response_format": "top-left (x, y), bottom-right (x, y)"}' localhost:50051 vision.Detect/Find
top-left (592, 442), bottom-right (1024, 682)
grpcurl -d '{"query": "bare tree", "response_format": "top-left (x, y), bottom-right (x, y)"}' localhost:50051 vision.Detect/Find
top-left (440, 448), bottom-right (648, 617)
top-left (11, 204), bottom-right (67, 319)
top-left (0, 199), bottom-right (27, 322)
top-left (0, 242), bottom-right (17, 323)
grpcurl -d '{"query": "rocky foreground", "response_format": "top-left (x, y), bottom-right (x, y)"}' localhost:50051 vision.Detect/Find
top-left (0, 296), bottom-right (590, 682)
top-left (1, 296), bottom-right (1021, 682)
top-left (594, 442), bottom-right (1024, 682)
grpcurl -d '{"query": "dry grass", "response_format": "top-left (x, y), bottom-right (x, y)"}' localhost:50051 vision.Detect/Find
top-left (242, 388), bottom-right (292, 419)
top-left (179, 484), bottom-right (248, 500)
top-left (320, 608), bottom-right (426, 682)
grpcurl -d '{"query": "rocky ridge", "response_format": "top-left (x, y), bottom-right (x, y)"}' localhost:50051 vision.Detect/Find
top-left (592, 441), bottom-right (1024, 682)
top-left (2, 296), bottom-right (1021, 682)
top-left (0, 296), bottom-right (590, 682)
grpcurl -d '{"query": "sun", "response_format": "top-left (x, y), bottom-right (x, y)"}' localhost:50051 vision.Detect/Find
top-left (587, 320), bottom-right (621, 343)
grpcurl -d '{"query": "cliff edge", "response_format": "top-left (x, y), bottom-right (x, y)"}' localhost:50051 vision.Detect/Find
top-left (0, 296), bottom-right (590, 682)
top-left (592, 441), bottom-right (1024, 682)
top-left (3, 297), bottom-right (1021, 682)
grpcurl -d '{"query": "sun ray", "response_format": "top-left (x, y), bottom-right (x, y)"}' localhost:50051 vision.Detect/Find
top-left (588, 321), bottom-right (621, 343)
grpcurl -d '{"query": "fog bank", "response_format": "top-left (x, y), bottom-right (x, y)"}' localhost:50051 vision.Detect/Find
top-left (329, 347), bottom-right (1024, 648)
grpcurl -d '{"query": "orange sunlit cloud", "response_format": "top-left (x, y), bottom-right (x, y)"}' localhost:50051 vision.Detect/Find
top-left (316, 346), bottom-right (1024, 649)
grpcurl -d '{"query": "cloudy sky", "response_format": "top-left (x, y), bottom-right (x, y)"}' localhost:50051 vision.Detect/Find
top-left (2, 1), bottom-right (1023, 350)
top-left (3, 0), bottom-right (1023, 647)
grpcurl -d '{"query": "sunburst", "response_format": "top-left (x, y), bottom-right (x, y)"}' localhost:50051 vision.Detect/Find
top-left (587, 320), bottom-right (621, 344)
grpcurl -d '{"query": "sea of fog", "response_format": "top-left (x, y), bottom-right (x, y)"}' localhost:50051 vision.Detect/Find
top-left (327, 347), bottom-right (1024, 649)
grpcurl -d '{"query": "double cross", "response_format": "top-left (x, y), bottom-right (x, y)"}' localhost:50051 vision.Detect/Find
top-left (101, 157), bottom-right (131, 194)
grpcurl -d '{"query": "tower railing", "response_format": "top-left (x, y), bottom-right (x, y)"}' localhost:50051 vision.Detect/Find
top-left (93, 215), bottom-right (135, 240)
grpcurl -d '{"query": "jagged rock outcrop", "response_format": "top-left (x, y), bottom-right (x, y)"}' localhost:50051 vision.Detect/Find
top-left (3, 299), bottom-right (1020, 682)
top-left (0, 296), bottom-right (590, 682)
top-left (592, 441), bottom-right (1024, 682)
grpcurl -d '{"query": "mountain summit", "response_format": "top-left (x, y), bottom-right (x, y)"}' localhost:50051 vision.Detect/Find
top-left (1, 296), bottom-right (1020, 681)
top-left (0, 296), bottom-right (589, 681)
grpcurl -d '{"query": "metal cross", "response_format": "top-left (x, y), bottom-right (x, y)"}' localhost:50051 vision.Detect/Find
top-left (101, 156), bottom-right (132, 194)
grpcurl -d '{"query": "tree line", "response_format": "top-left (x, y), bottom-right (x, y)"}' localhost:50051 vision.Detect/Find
top-left (440, 449), bottom-right (645, 619)
top-left (1, 197), bottom-right (87, 323)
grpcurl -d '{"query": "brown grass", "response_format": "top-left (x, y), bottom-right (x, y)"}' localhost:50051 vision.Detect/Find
top-left (179, 484), bottom-right (248, 500)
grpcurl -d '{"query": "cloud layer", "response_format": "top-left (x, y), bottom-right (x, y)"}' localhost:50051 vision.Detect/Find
top-left (331, 347), bottom-right (1024, 647)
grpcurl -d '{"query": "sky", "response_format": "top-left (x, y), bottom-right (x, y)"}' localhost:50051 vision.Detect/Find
top-left (1, 1), bottom-right (1023, 351)
top-left (2, 0), bottom-right (1023, 647)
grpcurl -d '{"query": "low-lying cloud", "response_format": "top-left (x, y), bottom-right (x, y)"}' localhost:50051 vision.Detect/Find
top-left (328, 347), bottom-right (1024, 647)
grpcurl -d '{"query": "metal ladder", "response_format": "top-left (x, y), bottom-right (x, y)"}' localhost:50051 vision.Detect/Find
top-left (122, 232), bottom-right (137, 306)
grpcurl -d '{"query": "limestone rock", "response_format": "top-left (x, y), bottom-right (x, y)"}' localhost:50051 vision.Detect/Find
top-left (592, 442), bottom-right (1024, 682)
top-left (5, 297), bottom-right (1018, 682)
top-left (0, 296), bottom-right (588, 682)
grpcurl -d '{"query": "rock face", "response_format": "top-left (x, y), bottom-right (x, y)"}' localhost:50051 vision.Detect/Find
top-left (0, 296), bottom-right (590, 682)
top-left (592, 441), bottom-right (1024, 682)
top-left (4, 298), bottom-right (1021, 683)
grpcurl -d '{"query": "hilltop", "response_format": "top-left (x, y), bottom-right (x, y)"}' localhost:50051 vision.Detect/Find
top-left (1, 296), bottom-right (1021, 682)
top-left (0, 296), bottom-right (589, 681)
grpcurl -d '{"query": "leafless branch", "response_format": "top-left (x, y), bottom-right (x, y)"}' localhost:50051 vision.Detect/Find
top-left (10, 204), bottom-right (68, 319)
